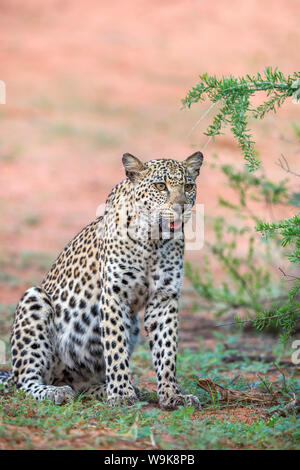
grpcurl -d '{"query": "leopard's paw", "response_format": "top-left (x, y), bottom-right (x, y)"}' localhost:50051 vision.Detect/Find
top-left (46, 385), bottom-right (75, 405)
top-left (107, 386), bottom-right (138, 406)
top-left (107, 393), bottom-right (138, 407)
top-left (181, 394), bottom-right (201, 409)
top-left (160, 393), bottom-right (201, 410)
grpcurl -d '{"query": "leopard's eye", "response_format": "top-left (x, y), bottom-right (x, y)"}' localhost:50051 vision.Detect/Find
top-left (154, 182), bottom-right (166, 191)
top-left (184, 183), bottom-right (194, 191)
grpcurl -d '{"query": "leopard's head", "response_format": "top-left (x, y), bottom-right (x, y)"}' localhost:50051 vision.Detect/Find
top-left (122, 152), bottom-right (203, 236)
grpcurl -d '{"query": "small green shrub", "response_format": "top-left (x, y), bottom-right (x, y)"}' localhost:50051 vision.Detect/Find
top-left (185, 158), bottom-right (291, 319)
top-left (183, 68), bottom-right (300, 340)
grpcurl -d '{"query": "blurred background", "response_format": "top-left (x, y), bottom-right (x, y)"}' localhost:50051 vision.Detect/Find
top-left (0, 0), bottom-right (299, 342)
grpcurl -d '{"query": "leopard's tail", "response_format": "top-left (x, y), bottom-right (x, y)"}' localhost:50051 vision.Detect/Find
top-left (0, 370), bottom-right (13, 392)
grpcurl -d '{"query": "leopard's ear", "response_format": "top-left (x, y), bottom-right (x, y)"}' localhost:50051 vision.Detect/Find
top-left (184, 151), bottom-right (204, 180)
top-left (122, 153), bottom-right (146, 183)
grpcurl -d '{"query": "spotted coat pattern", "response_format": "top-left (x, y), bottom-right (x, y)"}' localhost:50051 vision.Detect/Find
top-left (0, 152), bottom-right (203, 408)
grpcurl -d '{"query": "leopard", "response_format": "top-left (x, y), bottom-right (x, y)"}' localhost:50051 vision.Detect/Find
top-left (0, 151), bottom-right (204, 409)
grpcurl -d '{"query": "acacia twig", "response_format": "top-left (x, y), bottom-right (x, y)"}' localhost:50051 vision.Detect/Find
top-left (276, 154), bottom-right (300, 178)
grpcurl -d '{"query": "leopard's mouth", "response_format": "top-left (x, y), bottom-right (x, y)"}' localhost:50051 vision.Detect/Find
top-left (157, 206), bottom-right (192, 234)
top-left (169, 219), bottom-right (183, 232)
top-left (159, 216), bottom-right (184, 234)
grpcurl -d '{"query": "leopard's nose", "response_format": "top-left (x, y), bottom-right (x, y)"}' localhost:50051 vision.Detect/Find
top-left (173, 193), bottom-right (187, 207)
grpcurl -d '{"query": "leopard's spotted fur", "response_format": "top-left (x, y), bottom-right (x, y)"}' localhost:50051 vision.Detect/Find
top-left (0, 152), bottom-right (203, 408)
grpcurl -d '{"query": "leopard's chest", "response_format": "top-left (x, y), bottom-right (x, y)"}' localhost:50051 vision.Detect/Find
top-left (110, 240), bottom-right (183, 313)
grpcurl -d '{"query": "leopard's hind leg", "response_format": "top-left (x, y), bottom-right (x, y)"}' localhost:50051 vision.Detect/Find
top-left (11, 286), bottom-right (75, 404)
top-left (77, 383), bottom-right (141, 400)
top-left (0, 370), bottom-right (13, 393)
top-left (78, 383), bottom-right (106, 399)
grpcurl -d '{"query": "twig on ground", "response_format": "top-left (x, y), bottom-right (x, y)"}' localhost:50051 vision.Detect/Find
top-left (198, 377), bottom-right (300, 416)
top-left (198, 378), bottom-right (280, 405)
top-left (257, 374), bottom-right (272, 394)
top-left (273, 363), bottom-right (290, 396)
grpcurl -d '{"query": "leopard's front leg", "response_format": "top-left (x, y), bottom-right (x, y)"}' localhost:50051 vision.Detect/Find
top-left (100, 286), bottom-right (137, 406)
top-left (145, 289), bottom-right (200, 410)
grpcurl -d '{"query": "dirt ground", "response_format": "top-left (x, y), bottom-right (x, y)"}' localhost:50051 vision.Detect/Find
top-left (0, 0), bottom-right (299, 450)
